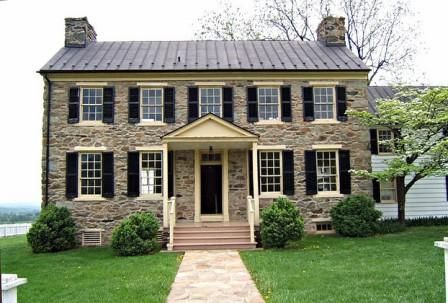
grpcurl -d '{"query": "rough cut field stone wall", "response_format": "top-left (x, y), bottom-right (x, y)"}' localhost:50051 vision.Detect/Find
top-left (42, 77), bottom-right (370, 242)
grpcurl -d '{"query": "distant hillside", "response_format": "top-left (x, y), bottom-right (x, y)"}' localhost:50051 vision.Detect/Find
top-left (0, 206), bottom-right (40, 224)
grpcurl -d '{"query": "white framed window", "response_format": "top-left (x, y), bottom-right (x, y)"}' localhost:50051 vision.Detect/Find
top-left (81, 88), bottom-right (103, 121)
top-left (141, 152), bottom-right (163, 195)
top-left (258, 87), bottom-right (280, 120)
top-left (141, 88), bottom-right (163, 122)
top-left (316, 151), bottom-right (338, 193)
top-left (80, 153), bottom-right (102, 196)
top-left (259, 151), bottom-right (282, 193)
top-left (380, 180), bottom-right (397, 203)
top-left (378, 129), bottom-right (394, 154)
top-left (200, 87), bottom-right (221, 116)
top-left (313, 87), bottom-right (335, 119)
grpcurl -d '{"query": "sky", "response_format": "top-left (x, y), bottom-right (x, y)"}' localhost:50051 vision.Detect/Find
top-left (0, 0), bottom-right (446, 207)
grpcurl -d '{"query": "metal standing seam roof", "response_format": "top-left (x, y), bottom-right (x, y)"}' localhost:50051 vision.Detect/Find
top-left (367, 86), bottom-right (396, 113)
top-left (39, 40), bottom-right (369, 72)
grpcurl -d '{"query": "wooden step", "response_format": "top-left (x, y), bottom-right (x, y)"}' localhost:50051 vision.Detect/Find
top-left (174, 235), bottom-right (251, 244)
top-left (173, 242), bottom-right (257, 251)
top-left (174, 226), bottom-right (249, 232)
top-left (174, 230), bottom-right (249, 237)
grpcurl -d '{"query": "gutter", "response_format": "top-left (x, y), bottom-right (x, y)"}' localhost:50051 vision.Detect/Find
top-left (43, 74), bottom-right (51, 208)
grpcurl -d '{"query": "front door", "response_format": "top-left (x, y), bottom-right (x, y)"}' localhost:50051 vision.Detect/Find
top-left (201, 165), bottom-right (222, 214)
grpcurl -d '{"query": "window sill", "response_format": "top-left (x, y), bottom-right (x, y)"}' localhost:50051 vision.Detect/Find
top-left (75, 122), bottom-right (108, 127)
top-left (379, 201), bottom-right (397, 204)
top-left (260, 193), bottom-right (284, 199)
top-left (311, 119), bottom-right (341, 125)
top-left (313, 192), bottom-right (344, 198)
top-left (254, 120), bottom-right (284, 125)
top-left (136, 121), bottom-right (167, 127)
top-left (73, 196), bottom-right (107, 202)
top-left (136, 195), bottom-right (164, 201)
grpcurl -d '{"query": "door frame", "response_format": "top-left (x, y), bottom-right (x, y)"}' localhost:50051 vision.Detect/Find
top-left (194, 149), bottom-right (229, 222)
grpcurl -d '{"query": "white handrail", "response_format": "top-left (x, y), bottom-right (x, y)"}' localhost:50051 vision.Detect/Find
top-left (168, 196), bottom-right (176, 251)
top-left (247, 195), bottom-right (255, 243)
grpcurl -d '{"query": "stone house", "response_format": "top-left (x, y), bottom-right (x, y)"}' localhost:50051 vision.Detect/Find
top-left (39, 16), bottom-right (371, 250)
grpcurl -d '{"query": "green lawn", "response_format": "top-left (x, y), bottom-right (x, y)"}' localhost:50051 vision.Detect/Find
top-left (1, 236), bottom-right (181, 303)
top-left (241, 226), bottom-right (447, 303)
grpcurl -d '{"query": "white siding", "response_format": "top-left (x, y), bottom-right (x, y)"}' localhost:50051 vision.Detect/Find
top-left (372, 155), bottom-right (448, 218)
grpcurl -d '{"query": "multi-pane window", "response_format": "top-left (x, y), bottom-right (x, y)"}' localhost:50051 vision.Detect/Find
top-left (260, 151), bottom-right (282, 193)
top-left (141, 88), bottom-right (163, 122)
top-left (380, 180), bottom-right (397, 203)
top-left (258, 87), bottom-right (280, 120)
top-left (378, 129), bottom-right (393, 153)
top-left (316, 151), bottom-right (338, 192)
top-left (81, 88), bottom-right (103, 121)
top-left (314, 87), bottom-right (334, 119)
top-left (200, 88), bottom-right (221, 116)
top-left (80, 153), bottom-right (102, 195)
top-left (141, 152), bottom-right (163, 195)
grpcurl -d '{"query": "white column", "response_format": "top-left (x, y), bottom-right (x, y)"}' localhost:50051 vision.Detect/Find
top-left (435, 237), bottom-right (448, 303)
top-left (252, 142), bottom-right (260, 225)
top-left (194, 149), bottom-right (201, 223)
top-left (223, 149), bottom-right (229, 222)
top-left (162, 143), bottom-right (169, 228)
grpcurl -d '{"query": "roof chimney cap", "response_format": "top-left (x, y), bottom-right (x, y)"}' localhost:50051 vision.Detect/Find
top-left (65, 17), bottom-right (97, 48)
top-left (317, 16), bottom-right (346, 47)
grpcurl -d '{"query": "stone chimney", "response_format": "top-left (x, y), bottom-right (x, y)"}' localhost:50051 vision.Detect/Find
top-left (65, 17), bottom-right (97, 48)
top-left (317, 16), bottom-right (346, 47)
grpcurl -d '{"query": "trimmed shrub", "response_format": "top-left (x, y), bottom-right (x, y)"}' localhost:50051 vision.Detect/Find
top-left (330, 195), bottom-right (382, 237)
top-left (111, 212), bottom-right (160, 256)
top-left (405, 216), bottom-right (448, 227)
top-left (27, 205), bottom-right (77, 253)
top-left (377, 219), bottom-right (406, 234)
top-left (261, 197), bottom-right (304, 248)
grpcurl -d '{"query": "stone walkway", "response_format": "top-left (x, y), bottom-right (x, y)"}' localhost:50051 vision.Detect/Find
top-left (167, 250), bottom-right (265, 303)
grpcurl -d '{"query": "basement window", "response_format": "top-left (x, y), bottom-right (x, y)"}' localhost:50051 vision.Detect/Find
top-left (313, 219), bottom-right (334, 234)
top-left (81, 229), bottom-right (103, 247)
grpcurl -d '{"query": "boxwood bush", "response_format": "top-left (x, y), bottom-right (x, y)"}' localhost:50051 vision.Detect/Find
top-left (111, 212), bottom-right (160, 256)
top-left (260, 197), bottom-right (304, 248)
top-left (330, 195), bottom-right (382, 237)
top-left (27, 205), bottom-right (77, 253)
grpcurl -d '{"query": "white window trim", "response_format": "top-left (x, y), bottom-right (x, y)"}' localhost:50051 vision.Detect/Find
top-left (139, 151), bottom-right (163, 198)
top-left (199, 87), bottom-right (222, 117)
top-left (140, 87), bottom-right (164, 123)
top-left (313, 86), bottom-right (337, 121)
top-left (79, 87), bottom-right (104, 124)
top-left (257, 87), bottom-right (281, 121)
top-left (377, 129), bottom-right (395, 155)
top-left (380, 179), bottom-right (397, 204)
top-left (314, 149), bottom-right (340, 197)
top-left (259, 150), bottom-right (283, 196)
top-left (78, 152), bottom-right (103, 199)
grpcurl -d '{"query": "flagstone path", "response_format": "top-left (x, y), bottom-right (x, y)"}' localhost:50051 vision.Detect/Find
top-left (167, 250), bottom-right (264, 303)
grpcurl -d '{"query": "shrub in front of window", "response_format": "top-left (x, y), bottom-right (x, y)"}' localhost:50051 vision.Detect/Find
top-left (260, 197), bottom-right (304, 248)
top-left (27, 205), bottom-right (77, 253)
top-left (330, 195), bottom-right (382, 237)
top-left (111, 212), bottom-right (160, 256)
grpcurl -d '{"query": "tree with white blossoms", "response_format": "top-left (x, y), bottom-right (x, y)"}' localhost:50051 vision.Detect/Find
top-left (348, 87), bottom-right (448, 224)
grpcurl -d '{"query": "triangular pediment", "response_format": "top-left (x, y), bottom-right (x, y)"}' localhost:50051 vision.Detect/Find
top-left (163, 114), bottom-right (258, 140)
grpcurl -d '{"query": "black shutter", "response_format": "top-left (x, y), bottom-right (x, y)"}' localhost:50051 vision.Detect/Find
top-left (128, 87), bottom-right (140, 123)
top-left (446, 176), bottom-right (448, 201)
top-left (188, 87), bottom-right (199, 122)
top-left (102, 87), bottom-right (114, 124)
top-left (336, 86), bottom-right (347, 122)
top-left (282, 150), bottom-right (294, 195)
top-left (102, 152), bottom-right (114, 198)
top-left (68, 87), bottom-right (80, 124)
top-left (247, 87), bottom-right (258, 122)
top-left (304, 150), bottom-right (317, 195)
top-left (443, 127), bottom-right (448, 137)
top-left (168, 151), bottom-right (174, 198)
top-left (66, 152), bottom-right (78, 199)
top-left (164, 87), bottom-right (175, 123)
top-left (127, 152), bottom-right (140, 197)
top-left (303, 87), bottom-right (314, 121)
top-left (339, 150), bottom-right (351, 194)
top-left (370, 129), bottom-right (378, 155)
top-left (248, 151), bottom-right (254, 197)
top-left (222, 87), bottom-right (234, 122)
top-left (281, 86), bottom-right (292, 122)
top-left (372, 179), bottom-right (381, 203)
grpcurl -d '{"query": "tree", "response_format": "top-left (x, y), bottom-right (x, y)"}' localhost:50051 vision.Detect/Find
top-left (195, 0), bottom-right (418, 84)
top-left (348, 87), bottom-right (448, 224)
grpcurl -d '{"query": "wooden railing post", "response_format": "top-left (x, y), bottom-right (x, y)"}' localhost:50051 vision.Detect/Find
top-left (247, 196), bottom-right (255, 244)
top-left (167, 196), bottom-right (176, 251)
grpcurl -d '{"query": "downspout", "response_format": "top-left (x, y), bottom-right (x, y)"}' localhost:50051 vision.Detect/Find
top-left (43, 74), bottom-right (51, 208)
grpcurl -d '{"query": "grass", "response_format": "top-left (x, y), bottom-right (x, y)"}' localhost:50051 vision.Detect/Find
top-left (241, 226), bottom-right (447, 303)
top-left (1, 236), bottom-right (181, 303)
